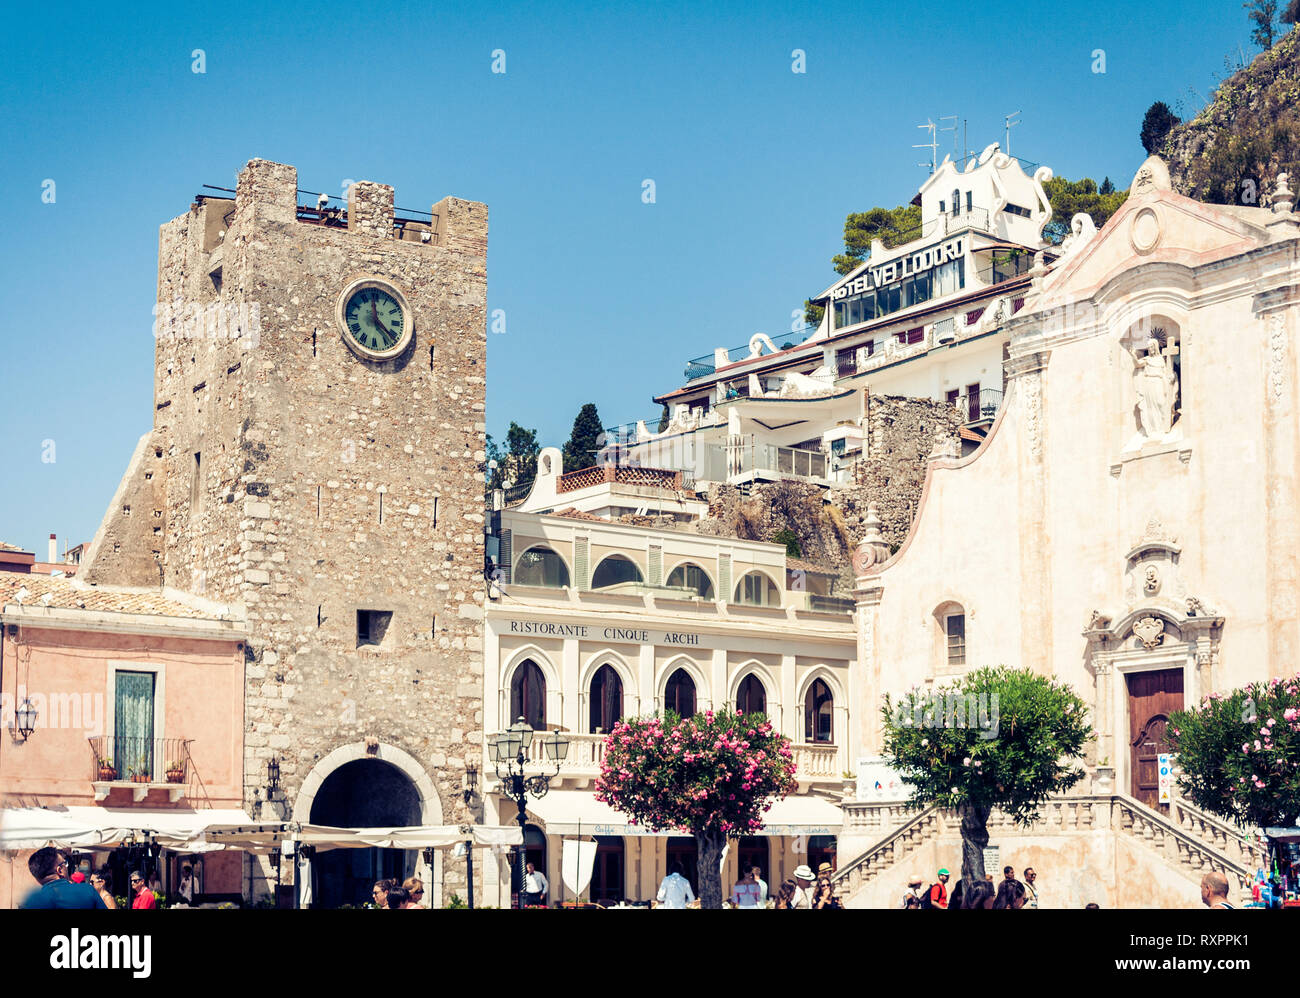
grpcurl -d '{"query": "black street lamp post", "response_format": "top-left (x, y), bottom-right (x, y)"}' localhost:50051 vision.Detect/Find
top-left (490, 718), bottom-right (569, 910)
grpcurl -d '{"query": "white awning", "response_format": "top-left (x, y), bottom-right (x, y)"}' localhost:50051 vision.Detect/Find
top-left (524, 792), bottom-right (842, 838)
top-left (527, 791), bottom-right (668, 837)
top-left (0, 808), bottom-right (521, 853)
top-left (755, 795), bottom-right (843, 837)
top-left (0, 806), bottom-right (256, 850)
top-left (161, 823), bottom-right (524, 853)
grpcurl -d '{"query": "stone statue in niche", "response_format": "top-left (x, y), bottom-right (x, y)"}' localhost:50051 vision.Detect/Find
top-left (1143, 565), bottom-right (1160, 594)
top-left (1134, 334), bottom-right (1179, 438)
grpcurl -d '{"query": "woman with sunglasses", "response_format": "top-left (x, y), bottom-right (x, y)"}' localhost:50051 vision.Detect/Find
top-left (90, 869), bottom-right (118, 909)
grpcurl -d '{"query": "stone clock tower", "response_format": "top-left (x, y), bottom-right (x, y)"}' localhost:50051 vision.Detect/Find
top-left (83, 159), bottom-right (488, 903)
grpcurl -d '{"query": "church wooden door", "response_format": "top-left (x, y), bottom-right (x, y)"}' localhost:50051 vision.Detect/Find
top-left (1126, 668), bottom-right (1184, 810)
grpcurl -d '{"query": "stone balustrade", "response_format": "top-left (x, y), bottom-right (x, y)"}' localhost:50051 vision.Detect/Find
top-left (833, 792), bottom-right (1259, 903)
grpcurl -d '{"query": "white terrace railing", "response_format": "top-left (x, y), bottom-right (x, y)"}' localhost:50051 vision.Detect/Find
top-left (510, 731), bottom-right (841, 784)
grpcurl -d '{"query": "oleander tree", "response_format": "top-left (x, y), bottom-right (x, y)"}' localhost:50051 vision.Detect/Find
top-left (881, 667), bottom-right (1092, 903)
top-left (595, 710), bottom-right (797, 909)
top-left (1168, 674), bottom-right (1300, 831)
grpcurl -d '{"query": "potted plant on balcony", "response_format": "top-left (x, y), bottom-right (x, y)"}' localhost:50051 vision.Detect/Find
top-left (96, 756), bottom-right (118, 782)
top-left (129, 758), bottom-right (152, 783)
top-left (165, 760), bottom-right (186, 784)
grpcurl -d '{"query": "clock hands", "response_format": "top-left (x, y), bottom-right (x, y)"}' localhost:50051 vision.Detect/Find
top-left (370, 300), bottom-right (395, 345)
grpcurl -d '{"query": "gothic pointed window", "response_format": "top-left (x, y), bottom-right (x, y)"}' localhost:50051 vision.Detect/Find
top-left (590, 664), bottom-right (623, 734)
top-left (664, 668), bottom-right (696, 717)
top-left (510, 660), bottom-right (546, 730)
top-left (804, 679), bottom-right (834, 744)
top-left (736, 674), bottom-right (766, 717)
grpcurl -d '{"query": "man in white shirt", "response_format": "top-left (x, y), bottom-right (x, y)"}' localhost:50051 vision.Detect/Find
top-left (1023, 867), bottom-right (1040, 908)
top-left (752, 866), bottom-right (768, 904)
top-left (656, 862), bottom-right (695, 909)
top-left (522, 862), bottom-right (547, 907)
top-left (791, 865), bottom-right (816, 908)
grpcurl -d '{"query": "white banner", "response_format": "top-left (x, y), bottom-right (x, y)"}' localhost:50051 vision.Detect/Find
top-left (561, 838), bottom-right (598, 897)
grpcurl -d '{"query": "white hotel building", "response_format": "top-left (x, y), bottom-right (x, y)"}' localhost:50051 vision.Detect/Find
top-left (480, 497), bottom-right (856, 905)
top-left (619, 144), bottom-right (1059, 483)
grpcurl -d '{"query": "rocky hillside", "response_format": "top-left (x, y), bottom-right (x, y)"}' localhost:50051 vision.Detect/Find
top-left (1161, 27), bottom-right (1300, 204)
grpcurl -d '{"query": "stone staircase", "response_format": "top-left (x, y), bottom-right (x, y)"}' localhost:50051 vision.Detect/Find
top-left (832, 792), bottom-right (1267, 907)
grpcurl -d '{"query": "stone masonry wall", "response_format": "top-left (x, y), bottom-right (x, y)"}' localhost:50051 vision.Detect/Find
top-left (692, 394), bottom-right (962, 592)
top-left (86, 159), bottom-right (488, 900)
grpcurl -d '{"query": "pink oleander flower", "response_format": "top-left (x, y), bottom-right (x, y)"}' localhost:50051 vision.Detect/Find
top-left (1254, 740), bottom-right (1262, 751)
top-left (1243, 743), bottom-right (1251, 753)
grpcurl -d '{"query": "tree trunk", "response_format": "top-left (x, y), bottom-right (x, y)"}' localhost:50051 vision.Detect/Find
top-left (695, 828), bottom-right (727, 910)
top-left (958, 802), bottom-right (991, 906)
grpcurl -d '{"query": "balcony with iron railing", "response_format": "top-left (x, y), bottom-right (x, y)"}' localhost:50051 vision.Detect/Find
top-left (950, 387), bottom-right (1003, 425)
top-left (88, 736), bottom-right (195, 802)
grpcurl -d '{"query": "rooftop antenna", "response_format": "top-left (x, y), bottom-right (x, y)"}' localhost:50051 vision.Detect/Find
top-left (913, 119), bottom-right (938, 173)
top-left (939, 115), bottom-right (959, 161)
top-left (1004, 110), bottom-right (1022, 157)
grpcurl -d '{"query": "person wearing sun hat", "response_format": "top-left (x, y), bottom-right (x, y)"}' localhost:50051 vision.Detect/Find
top-left (901, 874), bottom-right (925, 908)
top-left (812, 862), bottom-right (842, 909)
top-left (791, 865), bottom-right (816, 909)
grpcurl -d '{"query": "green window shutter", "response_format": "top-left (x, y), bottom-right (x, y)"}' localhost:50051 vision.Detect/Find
top-left (575, 535), bottom-right (590, 591)
top-left (719, 553), bottom-right (732, 603)
top-left (499, 529), bottom-right (512, 584)
top-left (649, 545), bottom-right (663, 587)
top-left (115, 671), bottom-right (156, 777)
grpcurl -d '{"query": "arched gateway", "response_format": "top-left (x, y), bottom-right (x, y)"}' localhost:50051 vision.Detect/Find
top-left (294, 742), bottom-right (445, 909)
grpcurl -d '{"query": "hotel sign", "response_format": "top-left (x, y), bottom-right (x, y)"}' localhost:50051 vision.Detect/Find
top-left (831, 236), bottom-right (964, 300)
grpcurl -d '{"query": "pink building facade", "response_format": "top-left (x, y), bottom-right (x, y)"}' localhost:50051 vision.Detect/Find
top-left (0, 574), bottom-right (246, 908)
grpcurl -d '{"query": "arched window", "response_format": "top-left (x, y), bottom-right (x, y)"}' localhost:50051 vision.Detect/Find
top-left (736, 674), bottom-right (766, 716)
top-left (515, 546), bottom-right (570, 588)
top-left (510, 660), bottom-right (546, 730)
top-left (592, 555), bottom-right (644, 590)
top-left (666, 562), bottom-right (714, 600)
top-left (511, 824), bottom-right (547, 898)
top-left (589, 664), bottom-right (623, 734)
top-left (734, 571), bottom-right (779, 607)
top-left (804, 679), bottom-right (834, 743)
top-left (664, 668), bottom-right (696, 717)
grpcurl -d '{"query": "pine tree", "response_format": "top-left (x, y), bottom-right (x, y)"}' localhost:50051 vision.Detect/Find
top-left (563, 403), bottom-right (604, 472)
top-left (1140, 101), bottom-right (1181, 154)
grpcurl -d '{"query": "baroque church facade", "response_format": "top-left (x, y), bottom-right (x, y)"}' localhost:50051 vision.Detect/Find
top-left (844, 158), bottom-right (1299, 907)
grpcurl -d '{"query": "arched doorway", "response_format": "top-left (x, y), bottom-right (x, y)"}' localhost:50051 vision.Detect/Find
top-left (590, 664), bottom-right (623, 734)
top-left (309, 758), bottom-right (422, 909)
top-left (736, 674), bottom-right (766, 716)
top-left (590, 836), bottom-right (625, 904)
top-left (511, 660), bottom-right (547, 730)
top-left (509, 824), bottom-right (547, 907)
top-left (804, 679), bottom-right (834, 743)
top-left (1126, 668), bottom-right (1183, 811)
top-left (664, 668), bottom-right (696, 717)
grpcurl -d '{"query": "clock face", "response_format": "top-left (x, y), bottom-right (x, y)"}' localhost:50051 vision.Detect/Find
top-left (338, 280), bottom-right (413, 360)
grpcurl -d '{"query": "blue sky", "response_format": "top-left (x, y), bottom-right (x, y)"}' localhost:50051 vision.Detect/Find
top-left (0, 0), bottom-right (1265, 556)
